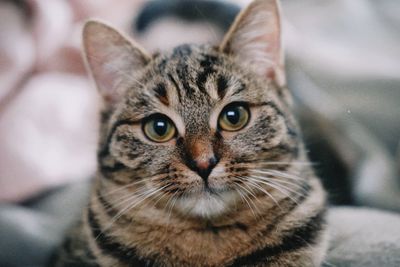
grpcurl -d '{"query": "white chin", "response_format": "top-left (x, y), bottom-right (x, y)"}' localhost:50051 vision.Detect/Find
top-left (175, 191), bottom-right (237, 218)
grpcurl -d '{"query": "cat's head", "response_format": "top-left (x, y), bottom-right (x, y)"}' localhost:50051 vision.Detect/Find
top-left (83, 0), bottom-right (301, 219)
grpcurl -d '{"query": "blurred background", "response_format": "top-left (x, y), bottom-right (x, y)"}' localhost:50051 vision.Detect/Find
top-left (0, 0), bottom-right (399, 265)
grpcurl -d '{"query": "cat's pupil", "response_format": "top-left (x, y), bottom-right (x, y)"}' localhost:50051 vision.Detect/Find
top-left (226, 108), bottom-right (240, 125)
top-left (154, 120), bottom-right (167, 136)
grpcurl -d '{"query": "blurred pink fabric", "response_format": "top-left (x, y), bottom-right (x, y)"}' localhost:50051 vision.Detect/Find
top-left (0, 0), bottom-right (143, 202)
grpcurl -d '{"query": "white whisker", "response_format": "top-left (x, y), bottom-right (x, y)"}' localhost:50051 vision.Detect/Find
top-left (250, 175), bottom-right (308, 193)
top-left (98, 184), bottom-right (168, 237)
top-left (165, 191), bottom-right (180, 224)
top-left (251, 175), bottom-right (305, 196)
top-left (247, 177), bottom-right (282, 210)
top-left (248, 177), bottom-right (299, 204)
top-left (101, 183), bottom-right (162, 212)
top-left (93, 185), bottom-right (149, 212)
top-left (100, 179), bottom-right (146, 197)
top-left (233, 182), bottom-right (258, 219)
top-left (100, 171), bottom-right (173, 198)
top-left (258, 161), bottom-right (315, 166)
top-left (252, 169), bottom-right (307, 181)
top-left (244, 177), bottom-right (282, 210)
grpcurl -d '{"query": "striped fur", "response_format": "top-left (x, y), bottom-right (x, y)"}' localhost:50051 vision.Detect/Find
top-left (51, 1), bottom-right (328, 266)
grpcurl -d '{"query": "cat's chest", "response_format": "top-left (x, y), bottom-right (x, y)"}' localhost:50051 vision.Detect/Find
top-left (113, 218), bottom-right (279, 266)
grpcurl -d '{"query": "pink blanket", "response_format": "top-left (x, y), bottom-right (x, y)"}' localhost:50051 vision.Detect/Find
top-left (0, 0), bottom-right (143, 202)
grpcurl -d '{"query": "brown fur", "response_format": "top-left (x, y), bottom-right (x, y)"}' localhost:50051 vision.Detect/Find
top-left (51, 1), bottom-right (328, 266)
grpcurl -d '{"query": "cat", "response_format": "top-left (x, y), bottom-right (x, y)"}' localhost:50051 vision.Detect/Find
top-left (51, 0), bottom-right (328, 266)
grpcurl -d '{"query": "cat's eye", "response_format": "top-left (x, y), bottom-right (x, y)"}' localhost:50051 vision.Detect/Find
top-left (218, 103), bottom-right (250, 132)
top-left (143, 114), bottom-right (176, 143)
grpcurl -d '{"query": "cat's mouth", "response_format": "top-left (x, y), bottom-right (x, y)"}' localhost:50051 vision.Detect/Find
top-left (185, 181), bottom-right (231, 198)
top-left (174, 186), bottom-right (238, 218)
top-left (203, 184), bottom-right (228, 195)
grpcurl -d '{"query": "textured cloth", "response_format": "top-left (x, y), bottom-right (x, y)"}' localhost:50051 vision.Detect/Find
top-left (0, 181), bottom-right (91, 267)
top-left (326, 207), bottom-right (400, 267)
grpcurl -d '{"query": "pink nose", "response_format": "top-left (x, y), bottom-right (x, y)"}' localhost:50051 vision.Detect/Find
top-left (184, 139), bottom-right (219, 181)
top-left (196, 159), bottom-right (212, 170)
top-left (188, 156), bottom-right (218, 181)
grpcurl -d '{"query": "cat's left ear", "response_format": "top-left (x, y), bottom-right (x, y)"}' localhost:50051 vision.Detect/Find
top-left (220, 0), bottom-right (285, 87)
top-left (82, 20), bottom-right (151, 106)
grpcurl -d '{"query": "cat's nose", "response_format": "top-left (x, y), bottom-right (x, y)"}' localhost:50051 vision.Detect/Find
top-left (189, 156), bottom-right (218, 182)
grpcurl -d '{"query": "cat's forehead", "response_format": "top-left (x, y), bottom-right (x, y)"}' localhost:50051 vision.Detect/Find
top-left (160, 44), bottom-right (219, 67)
top-left (121, 44), bottom-right (270, 126)
top-left (153, 44), bottom-right (223, 103)
top-left (134, 45), bottom-right (235, 109)
top-left (152, 43), bottom-right (228, 95)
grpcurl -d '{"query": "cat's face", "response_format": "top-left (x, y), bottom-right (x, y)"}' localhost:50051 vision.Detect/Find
top-left (105, 45), bottom-right (296, 217)
top-left (84, 0), bottom-right (298, 218)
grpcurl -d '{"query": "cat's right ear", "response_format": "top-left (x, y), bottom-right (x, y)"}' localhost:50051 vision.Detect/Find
top-left (219, 0), bottom-right (285, 87)
top-left (82, 20), bottom-right (150, 105)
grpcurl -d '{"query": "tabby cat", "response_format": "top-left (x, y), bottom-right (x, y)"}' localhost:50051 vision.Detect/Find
top-left (52, 0), bottom-right (328, 266)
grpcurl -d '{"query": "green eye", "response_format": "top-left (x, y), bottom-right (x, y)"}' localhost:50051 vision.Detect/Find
top-left (143, 114), bottom-right (176, 142)
top-left (219, 103), bottom-right (250, 132)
